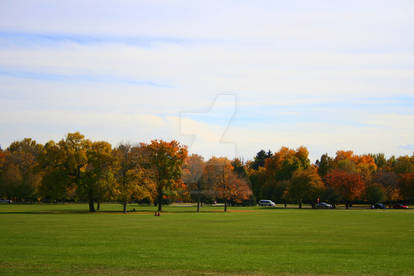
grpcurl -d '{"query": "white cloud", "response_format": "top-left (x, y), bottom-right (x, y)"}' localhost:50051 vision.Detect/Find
top-left (0, 1), bottom-right (414, 161)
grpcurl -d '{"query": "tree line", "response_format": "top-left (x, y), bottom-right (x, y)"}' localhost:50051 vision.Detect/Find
top-left (0, 132), bottom-right (413, 211)
top-left (0, 132), bottom-right (251, 212)
top-left (249, 148), bottom-right (414, 208)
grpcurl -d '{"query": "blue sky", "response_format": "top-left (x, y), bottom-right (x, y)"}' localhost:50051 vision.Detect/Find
top-left (0, 0), bottom-right (413, 161)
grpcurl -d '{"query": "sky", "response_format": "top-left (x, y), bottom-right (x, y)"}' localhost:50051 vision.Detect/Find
top-left (0, 0), bottom-right (413, 162)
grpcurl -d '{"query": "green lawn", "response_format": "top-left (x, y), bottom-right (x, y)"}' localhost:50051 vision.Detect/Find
top-left (1, 204), bottom-right (413, 275)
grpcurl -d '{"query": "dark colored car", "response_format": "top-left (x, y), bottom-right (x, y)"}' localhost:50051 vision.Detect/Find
top-left (371, 203), bottom-right (385, 209)
top-left (316, 202), bottom-right (333, 208)
top-left (393, 203), bottom-right (408, 209)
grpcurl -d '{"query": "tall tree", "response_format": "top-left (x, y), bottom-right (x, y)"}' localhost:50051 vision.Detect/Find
top-left (250, 150), bottom-right (272, 170)
top-left (1, 138), bottom-right (43, 201)
top-left (365, 184), bottom-right (385, 205)
top-left (248, 166), bottom-right (266, 200)
top-left (60, 133), bottom-right (94, 211)
top-left (143, 140), bottom-right (187, 212)
top-left (394, 155), bottom-right (414, 174)
top-left (81, 141), bottom-right (114, 211)
top-left (399, 173), bottom-right (414, 201)
top-left (113, 143), bottom-right (153, 213)
top-left (369, 153), bottom-right (387, 171)
top-left (182, 154), bottom-right (205, 212)
top-left (325, 169), bottom-right (365, 209)
top-left (260, 146), bottom-right (310, 202)
top-left (316, 153), bottom-right (334, 179)
top-left (371, 172), bottom-right (399, 207)
top-left (288, 168), bottom-right (324, 208)
top-left (39, 140), bottom-right (73, 202)
top-left (203, 157), bottom-right (234, 212)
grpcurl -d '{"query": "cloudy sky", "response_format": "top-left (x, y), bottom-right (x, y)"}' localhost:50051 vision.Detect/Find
top-left (0, 0), bottom-right (413, 161)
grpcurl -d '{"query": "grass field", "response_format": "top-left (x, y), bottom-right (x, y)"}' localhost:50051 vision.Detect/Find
top-left (1, 204), bottom-right (414, 275)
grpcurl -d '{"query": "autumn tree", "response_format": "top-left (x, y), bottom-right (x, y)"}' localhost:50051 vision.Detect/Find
top-left (316, 153), bottom-right (334, 179)
top-left (394, 155), bottom-right (414, 174)
top-left (365, 184), bottom-right (385, 205)
top-left (113, 143), bottom-right (153, 213)
top-left (0, 139), bottom-right (43, 201)
top-left (40, 133), bottom-right (101, 211)
top-left (182, 154), bottom-right (205, 212)
top-left (81, 141), bottom-right (115, 211)
top-left (59, 133), bottom-right (95, 211)
top-left (250, 150), bottom-right (272, 170)
top-left (143, 140), bottom-right (187, 212)
top-left (39, 140), bottom-right (73, 202)
top-left (203, 157), bottom-right (252, 211)
top-left (203, 157), bottom-right (232, 212)
top-left (226, 172), bottom-right (252, 206)
top-left (369, 153), bottom-right (387, 171)
top-left (325, 169), bottom-right (365, 209)
top-left (288, 167), bottom-right (324, 208)
top-left (259, 146), bottom-right (310, 203)
top-left (371, 172), bottom-right (399, 207)
top-left (399, 173), bottom-right (414, 201)
top-left (248, 166), bottom-right (266, 201)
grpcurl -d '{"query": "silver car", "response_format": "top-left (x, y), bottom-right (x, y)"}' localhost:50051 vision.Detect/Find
top-left (258, 200), bottom-right (276, 207)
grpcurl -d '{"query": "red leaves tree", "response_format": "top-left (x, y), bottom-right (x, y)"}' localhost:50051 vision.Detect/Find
top-left (325, 169), bottom-right (365, 209)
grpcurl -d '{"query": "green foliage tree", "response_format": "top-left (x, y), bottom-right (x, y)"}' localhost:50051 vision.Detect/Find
top-left (250, 150), bottom-right (272, 170)
top-left (288, 168), bottom-right (324, 208)
top-left (315, 153), bottom-right (334, 178)
top-left (365, 184), bottom-right (385, 205)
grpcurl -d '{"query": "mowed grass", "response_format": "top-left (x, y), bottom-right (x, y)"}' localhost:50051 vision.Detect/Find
top-left (1, 204), bottom-right (414, 275)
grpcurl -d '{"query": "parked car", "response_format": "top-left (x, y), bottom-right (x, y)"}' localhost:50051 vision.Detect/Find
top-left (316, 202), bottom-right (333, 208)
top-left (371, 203), bottom-right (385, 209)
top-left (0, 199), bottom-right (12, 204)
top-left (258, 200), bottom-right (276, 207)
top-left (393, 203), bottom-right (408, 209)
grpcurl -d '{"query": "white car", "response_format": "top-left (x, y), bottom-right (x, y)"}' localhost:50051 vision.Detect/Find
top-left (0, 199), bottom-right (12, 204)
top-left (258, 200), bottom-right (276, 207)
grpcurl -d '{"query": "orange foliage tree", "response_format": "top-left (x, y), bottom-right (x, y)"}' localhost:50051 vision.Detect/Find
top-left (325, 169), bottom-right (365, 208)
top-left (203, 157), bottom-right (251, 212)
top-left (142, 140), bottom-right (188, 212)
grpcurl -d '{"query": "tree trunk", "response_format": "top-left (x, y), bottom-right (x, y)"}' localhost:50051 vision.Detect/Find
top-left (88, 187), bottom-right (95, 212)
top-left (88, 197), bottom-right (95, 212)
top-left (123, 201), bottom-right (127, 213)
top-left (299, 200), bottom-right (302, 209)
top-left (224, 200), bottom-right (227, 212)
top-left (157, 193), bottom-right (162, 212)
top-left (345, 202), bottom-right (349, 209)
top-left (197, 198), bottom-right (200, 213)
top-left (97, 201), bottom-right (100, 211)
